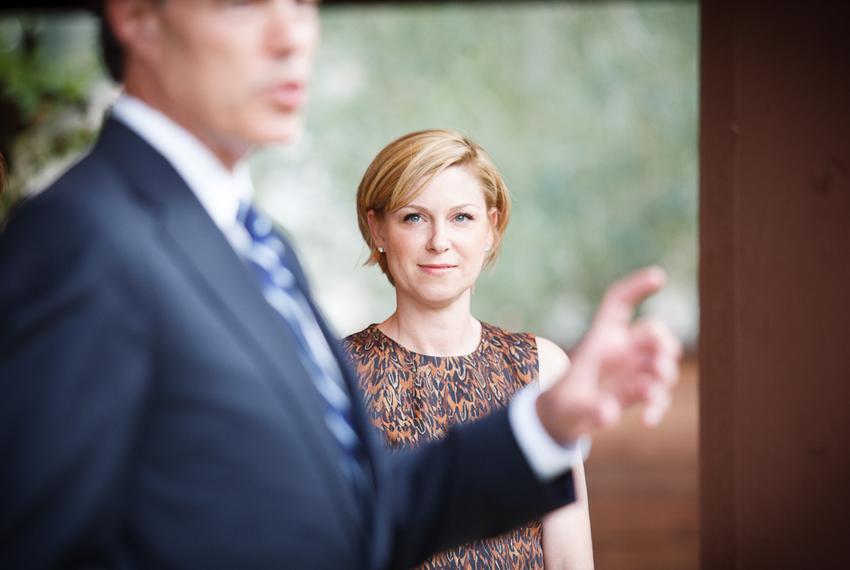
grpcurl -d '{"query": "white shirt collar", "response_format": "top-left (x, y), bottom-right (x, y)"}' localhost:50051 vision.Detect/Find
top-left (110, 93), bottom-right (253, 232)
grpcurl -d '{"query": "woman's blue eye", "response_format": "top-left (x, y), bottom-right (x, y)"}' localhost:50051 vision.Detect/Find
top-left (454, 213), bottom-right (473, 222)
top-left (403, 213), bottom-right (422, 223)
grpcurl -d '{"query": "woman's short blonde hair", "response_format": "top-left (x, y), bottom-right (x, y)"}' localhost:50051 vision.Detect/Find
top-left (356, 129), bottom-right (511, 285)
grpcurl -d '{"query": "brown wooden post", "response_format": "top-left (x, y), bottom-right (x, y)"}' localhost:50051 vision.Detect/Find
top-left (700, 1), bottom-right (850, 567)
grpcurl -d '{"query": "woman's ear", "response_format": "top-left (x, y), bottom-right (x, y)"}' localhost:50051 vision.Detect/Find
top-left (366, 209), bottom-right (386, 250)
top-left (486, 207), bottom-right (499, 251)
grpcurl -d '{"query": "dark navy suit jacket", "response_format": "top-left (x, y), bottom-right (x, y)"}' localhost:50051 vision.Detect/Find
top-left (0, 118), bottom-right (574, 569)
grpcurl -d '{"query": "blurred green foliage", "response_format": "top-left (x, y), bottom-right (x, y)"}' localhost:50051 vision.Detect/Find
top-left (0, 3), bottom-right (698, 345)
top-left (262, 2), bottom-right (699, 343)
top-left (0, 14), bottom-right (101, 214)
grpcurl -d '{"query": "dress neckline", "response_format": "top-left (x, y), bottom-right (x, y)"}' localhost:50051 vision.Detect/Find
top-left (369, 321), bottom-right (490, 360)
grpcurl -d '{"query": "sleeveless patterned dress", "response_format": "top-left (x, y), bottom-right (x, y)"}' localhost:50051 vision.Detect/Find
top-left (343, 322), bottom-right (544, 569)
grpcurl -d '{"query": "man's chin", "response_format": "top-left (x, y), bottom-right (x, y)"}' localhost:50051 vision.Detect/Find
top-left (252, 116), bottom-right (305, 147)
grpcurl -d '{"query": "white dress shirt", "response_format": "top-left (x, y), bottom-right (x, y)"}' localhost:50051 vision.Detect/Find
top-left (110, 94), bottom-right (584, 480)
top-left (111, 94), bottom-right (252, 234)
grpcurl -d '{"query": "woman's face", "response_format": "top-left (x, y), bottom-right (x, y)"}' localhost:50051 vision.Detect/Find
top-left (369, 166), bottom-right (498, 310)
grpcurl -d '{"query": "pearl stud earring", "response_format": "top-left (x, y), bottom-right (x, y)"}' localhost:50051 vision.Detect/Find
top-left (378, 247), bottom-right (385, 253)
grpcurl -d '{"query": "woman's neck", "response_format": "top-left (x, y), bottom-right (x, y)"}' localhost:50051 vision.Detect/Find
top-left (379, 294), bottom-right (481, 357)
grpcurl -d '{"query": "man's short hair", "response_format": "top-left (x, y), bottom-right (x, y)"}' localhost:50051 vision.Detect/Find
top-left (97, 1), bottom-right (124, 83)
top-left (0, 152), bottom-right (6, 196)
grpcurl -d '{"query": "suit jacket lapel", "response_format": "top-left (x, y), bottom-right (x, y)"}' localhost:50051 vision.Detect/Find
top-left (278, 238), bottom-right (382, 444)
top-left (94, 118), bottom-right (365, 530)
top-left (280, 245), bottom-right (382, 493)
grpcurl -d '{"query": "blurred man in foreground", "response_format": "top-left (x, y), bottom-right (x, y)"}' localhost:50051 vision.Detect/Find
top-left (0, 1), bottom-right (680, 568)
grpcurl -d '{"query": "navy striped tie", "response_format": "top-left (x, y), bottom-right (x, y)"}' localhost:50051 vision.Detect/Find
top-left (234, 202), bottom-right (371, 495)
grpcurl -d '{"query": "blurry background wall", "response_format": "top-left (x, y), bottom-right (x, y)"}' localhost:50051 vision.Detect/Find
top-left (700, 1), bottom-right (850, 567)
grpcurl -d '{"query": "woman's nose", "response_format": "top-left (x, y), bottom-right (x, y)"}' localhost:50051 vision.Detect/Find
top-left (427, 222), bottom-right (451, 253)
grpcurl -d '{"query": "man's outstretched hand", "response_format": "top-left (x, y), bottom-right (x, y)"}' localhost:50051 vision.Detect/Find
top-left (536, 266), bottom-right (683, 444)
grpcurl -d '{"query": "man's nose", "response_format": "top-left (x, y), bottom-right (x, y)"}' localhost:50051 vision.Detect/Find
top-left (266, 0), bottom-right (316, 56)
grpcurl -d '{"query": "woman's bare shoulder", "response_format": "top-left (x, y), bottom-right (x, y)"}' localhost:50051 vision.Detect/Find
top-left (535, 336), bottom-right (570, 390)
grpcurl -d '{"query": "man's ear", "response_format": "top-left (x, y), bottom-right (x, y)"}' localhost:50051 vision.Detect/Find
top-left (104, 0), bottom-right (163, 65)
top-left (366, 209), bottom-right (386, 250)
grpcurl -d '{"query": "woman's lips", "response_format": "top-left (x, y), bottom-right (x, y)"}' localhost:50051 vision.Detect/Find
top-left (418, 264), bottom-right (457, 275)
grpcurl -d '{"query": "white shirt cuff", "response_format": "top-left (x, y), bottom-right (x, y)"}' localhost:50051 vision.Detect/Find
top-left (508, 383), bottom-right (591, 481)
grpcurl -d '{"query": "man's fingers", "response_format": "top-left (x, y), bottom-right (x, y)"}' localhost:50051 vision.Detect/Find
top-left (595, 266), bottom-right (667, 327)
top-left (630, 318), bottom-right (683, 386)
top-left (631, 351), bottom-right (680, 387)
top-left (591, 395), bottom-right (623, 430)
top-left (538, 379), bottom-right (623, 442)
top-left (564, 266), bottom-right (681, 435)
top-left (642, 390), bottom-right (672, 426)
top-left (632, 317), bottom-right (682, 359)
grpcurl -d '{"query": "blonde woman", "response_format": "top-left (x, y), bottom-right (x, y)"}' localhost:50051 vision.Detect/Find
top-left (344, 129), bottom-right (594, 569)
